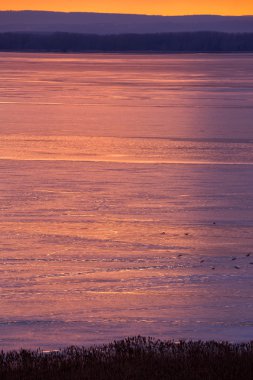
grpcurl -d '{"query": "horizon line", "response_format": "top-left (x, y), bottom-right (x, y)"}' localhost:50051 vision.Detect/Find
top-left (1, 10), bottom-right (253, 18)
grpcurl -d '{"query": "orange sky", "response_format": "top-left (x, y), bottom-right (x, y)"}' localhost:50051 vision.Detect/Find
top-left (1, 1), bottom-right (253, 16)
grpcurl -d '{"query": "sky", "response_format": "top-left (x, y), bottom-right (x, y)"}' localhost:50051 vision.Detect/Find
top-left (1, 0), bottom-right (253, 16)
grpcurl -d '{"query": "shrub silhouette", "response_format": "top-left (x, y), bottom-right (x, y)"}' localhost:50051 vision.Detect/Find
top-left (0, 336), bottom-right (253, 380)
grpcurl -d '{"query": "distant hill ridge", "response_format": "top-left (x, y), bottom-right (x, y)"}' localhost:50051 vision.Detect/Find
top-left (1, 11), bottom-right (253, 34)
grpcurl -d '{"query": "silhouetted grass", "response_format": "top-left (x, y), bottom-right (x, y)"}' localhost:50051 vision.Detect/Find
top-left (0, 336), bottom-right (252, 380)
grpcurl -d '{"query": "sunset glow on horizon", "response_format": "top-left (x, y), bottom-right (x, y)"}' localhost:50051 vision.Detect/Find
top-left (1, 0), bottom-right (253, 16)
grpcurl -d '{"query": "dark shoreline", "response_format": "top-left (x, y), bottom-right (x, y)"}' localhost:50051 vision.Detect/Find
top-left (1, 336), bottom-right (253, 380)
top-left (1, 50), bottom-right (253, 55)
top-left (1, 31), bottom-right (253, 53)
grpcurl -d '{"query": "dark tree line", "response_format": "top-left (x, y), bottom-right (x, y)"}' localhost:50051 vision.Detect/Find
top-left (0, 31), bottom-right (253, 52)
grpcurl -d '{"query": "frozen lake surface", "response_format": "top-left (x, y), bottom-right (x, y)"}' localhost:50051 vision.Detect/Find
top-left (0, 53), bottom-right (253, 349)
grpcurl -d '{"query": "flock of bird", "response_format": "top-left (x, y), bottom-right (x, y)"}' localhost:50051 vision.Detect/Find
top-left (176, 252), bottom-right (252, 271)
top-left (160, 227), bottom-right (252, 271)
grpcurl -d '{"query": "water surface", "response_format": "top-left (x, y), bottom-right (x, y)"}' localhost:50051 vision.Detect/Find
top-left (0, 53), bottom-right (253, 349)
